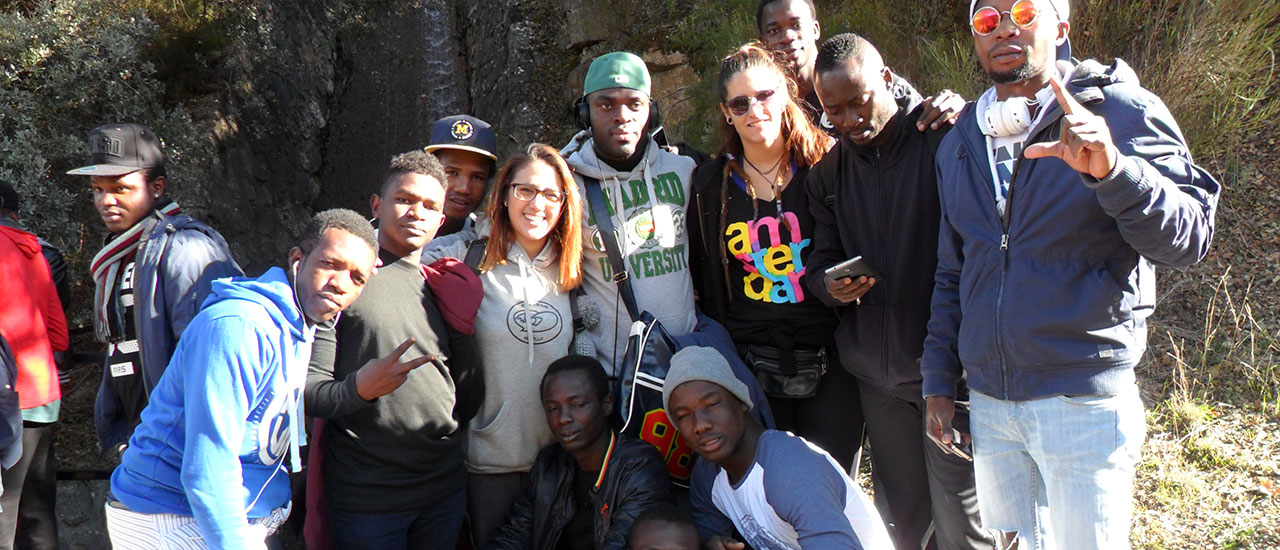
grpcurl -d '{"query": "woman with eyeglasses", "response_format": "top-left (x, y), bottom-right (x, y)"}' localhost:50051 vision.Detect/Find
top-left (424, 143), bottom-right (584, 547)
top-left (687, 43), bottom-right (867, 472)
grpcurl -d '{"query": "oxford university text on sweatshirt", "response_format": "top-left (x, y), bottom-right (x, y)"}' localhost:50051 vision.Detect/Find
top-left (305, 249), bottom-right (480, 512)
top-left (111, 267), bottom-right (312, 550)
top-left (562, 132), bottom-right (697, 375)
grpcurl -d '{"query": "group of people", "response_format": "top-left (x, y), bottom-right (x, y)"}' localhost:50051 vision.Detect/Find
top-left (0, 0), bottom-right (1220, 549)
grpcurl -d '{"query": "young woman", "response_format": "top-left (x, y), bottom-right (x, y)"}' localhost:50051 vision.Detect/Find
top-left (424, 143), bottom-right (583, 547)
top-left (687, 43), bottom-right (865, 471)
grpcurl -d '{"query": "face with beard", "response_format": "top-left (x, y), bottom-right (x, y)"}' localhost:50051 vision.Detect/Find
top-left (972, 0), bottom-right (1067, 90)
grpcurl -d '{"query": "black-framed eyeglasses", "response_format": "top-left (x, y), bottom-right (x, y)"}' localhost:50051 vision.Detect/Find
top-left (511, 183), bottom-right (565, 204)
top-left (725, 89), bottom-right (778, 117)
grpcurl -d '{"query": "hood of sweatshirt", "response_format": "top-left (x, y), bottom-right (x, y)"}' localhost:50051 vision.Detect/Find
top-left (0, 225), bottom-right (40, 260)
top-left (561, 129), bottom-right (666, 182)
top-left (202, 267), bottom-right (311, 342)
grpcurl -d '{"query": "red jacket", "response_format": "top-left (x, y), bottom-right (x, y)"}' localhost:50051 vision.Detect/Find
top-left (0, 225), bottom-right (67, 409)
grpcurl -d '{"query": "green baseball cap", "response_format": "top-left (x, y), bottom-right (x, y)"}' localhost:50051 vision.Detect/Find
top-left (582, 52), bottom-right (651, 98)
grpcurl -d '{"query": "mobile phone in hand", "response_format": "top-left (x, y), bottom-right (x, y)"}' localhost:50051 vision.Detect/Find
top-left (949, 428), bottom-right (972, 461)
top-left (823, 256), bottom-right (882, 285)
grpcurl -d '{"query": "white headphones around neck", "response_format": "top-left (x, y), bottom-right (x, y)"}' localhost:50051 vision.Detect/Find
top-left (983, 97), bottom-right (1036, 138)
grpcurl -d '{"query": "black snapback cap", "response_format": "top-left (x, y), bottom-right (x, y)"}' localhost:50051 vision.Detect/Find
top-left (66, 123), bottom-right (165, 177)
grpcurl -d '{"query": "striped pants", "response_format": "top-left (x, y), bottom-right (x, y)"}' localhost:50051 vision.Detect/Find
top-left (104, 500), bottom-right (289, 550)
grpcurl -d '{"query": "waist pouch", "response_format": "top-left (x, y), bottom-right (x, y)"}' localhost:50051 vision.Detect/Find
top-left (742, 344), bottom-right (828, 399)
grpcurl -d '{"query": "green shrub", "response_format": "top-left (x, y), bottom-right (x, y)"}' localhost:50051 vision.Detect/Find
top-left (0, 0), bottom-right (208, 281)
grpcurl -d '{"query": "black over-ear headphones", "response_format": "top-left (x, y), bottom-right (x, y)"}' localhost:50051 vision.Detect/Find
top-left (574, 96), bottom-right (663, 134)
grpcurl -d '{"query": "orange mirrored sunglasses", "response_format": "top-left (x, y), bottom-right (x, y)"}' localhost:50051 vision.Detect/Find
top-left (971, 0), bottom-right (1040, 36)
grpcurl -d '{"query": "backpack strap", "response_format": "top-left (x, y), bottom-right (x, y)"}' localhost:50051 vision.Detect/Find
top-left (463, 237), bottom-right (489, 274)
top-left (582, 176), bottom-right (641, 321)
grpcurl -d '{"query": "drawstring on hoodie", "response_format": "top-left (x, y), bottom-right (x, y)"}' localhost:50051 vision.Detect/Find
top-left (518, 257), bottom-right (535, 370)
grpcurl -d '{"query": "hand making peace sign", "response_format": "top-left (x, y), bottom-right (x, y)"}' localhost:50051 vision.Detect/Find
top-left (1024, 76), bottom-right (1121, 180)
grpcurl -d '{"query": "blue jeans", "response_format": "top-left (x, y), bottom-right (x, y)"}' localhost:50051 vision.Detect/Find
top-left (969, 386), bottom-right (1145, 550)
top-left (328, 487), bottom-right (466, 550)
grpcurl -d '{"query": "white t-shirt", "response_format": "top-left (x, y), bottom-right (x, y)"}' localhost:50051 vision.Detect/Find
top-left (697, 430), bottom-right (893, 550)
top-left (976, 85), bottom-right (1057, 217)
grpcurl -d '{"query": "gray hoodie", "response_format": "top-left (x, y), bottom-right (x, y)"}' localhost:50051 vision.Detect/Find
top-left (426, 232), bottom-right (568, 473)
top-left (561, 132), bottom-right (698, 376)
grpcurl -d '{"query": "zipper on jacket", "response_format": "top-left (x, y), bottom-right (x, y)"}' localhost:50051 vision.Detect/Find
top-left (994, 152), bottom-right (1027, 397)
top-left (967, 136), bottom-right (1018, 398)
top-left (871, 148), bottom-right (891, 386)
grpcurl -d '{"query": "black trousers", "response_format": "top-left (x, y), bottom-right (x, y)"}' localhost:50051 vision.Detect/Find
top-left (0, 422), bottom-right (58, 550)
top-left (859, 384), bottom-right (993, 550)
top-left (765, 363), bottom-right (866, 472)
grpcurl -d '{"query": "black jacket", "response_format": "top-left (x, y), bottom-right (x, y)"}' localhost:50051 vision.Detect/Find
top-left (486, 433), bottom-right (673, 550)
top-left (803, 91), bottom-right (951, 392)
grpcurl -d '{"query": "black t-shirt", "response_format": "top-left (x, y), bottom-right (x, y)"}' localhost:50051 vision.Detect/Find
top-left (105, 260), bottom-right (148, 439)
top-left (720, 168), bottom-right (837, 348)
top-left (557, 468), bottom-right (598, 550)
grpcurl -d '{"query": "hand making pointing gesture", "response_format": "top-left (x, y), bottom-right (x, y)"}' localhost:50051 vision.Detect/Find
top-left (355, 337), bottom-right (437, 401)
top-left (1024, 76), bottom-right (1120, 180)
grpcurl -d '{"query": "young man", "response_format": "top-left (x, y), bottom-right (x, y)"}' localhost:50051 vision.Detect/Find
top-left (560, 51), bottom-right (698, 375)
top-left (106, 209), bottom-right (379, 550)
top-left (305, 151), bottom-right (481, 549)
top-left (627, 508), bottom-right (700, 550)
top-left (922, 1), bottom-right (1219, 548)
top-left (666, 347), bottom-right (893, 550)
top-left (67, 123), bottom-right (241, 451)
top-left (756, 0), bottom-right (824, 124)
top-left (0, 181), bottom-right (68, 550)
top-left (806, 33), bottom-right (992, 550)
top-left (487, 356), bottom-right (673, 550)
top-left (424, 114), bottom-right (499, 237)
top-left (756, 0), bottom-right (963, 134)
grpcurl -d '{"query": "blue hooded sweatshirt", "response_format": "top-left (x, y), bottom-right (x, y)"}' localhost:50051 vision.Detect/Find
top-left (111, 267), bottom-right (313, 548)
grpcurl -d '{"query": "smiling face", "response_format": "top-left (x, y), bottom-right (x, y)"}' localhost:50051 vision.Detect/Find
top-left (721, 66), bottom-right (788, 147)
top-left (90, 171), bottom-right (162, 233)
top-left (587, 87), bottom-right (650, 161)
top-left (815, 56), bottom-right (897, 146)
top-left (543, 368), bottom-right (612, 456)
top-left (505, 159), bottom-right (565, 257)
top-left (668, 380), bottom-right (749, 466)
top-left (435, 149), bottom-right (493, 221)
top-left (289, 227), bottom-right (377, 324)
top-left (759, 0), bottom-right (821, 76)
top-left (370, 171), bottom-right (446, 257)
top-left (973, 0), bottom-right (1066, 87)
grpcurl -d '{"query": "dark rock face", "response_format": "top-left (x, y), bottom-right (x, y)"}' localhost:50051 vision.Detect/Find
top-left (199, 0), bottom-right (340, 274)
top-left (197, 0), bottom-right (577, 272)
top-left (316, 0), bottom-right (468, 214)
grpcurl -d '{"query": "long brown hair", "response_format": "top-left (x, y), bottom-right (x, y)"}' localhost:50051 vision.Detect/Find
top-left (713, 42), bottom-right (829, 169)
top-left (480, 143), bottom-right (583, 291)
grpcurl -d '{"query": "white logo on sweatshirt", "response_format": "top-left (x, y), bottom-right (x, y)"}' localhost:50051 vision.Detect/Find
top-left (250, 387), bottom-right (291, 466)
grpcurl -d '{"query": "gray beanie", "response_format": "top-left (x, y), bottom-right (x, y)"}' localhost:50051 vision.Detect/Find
top-left (662, 347), bottom-right (753, 412)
